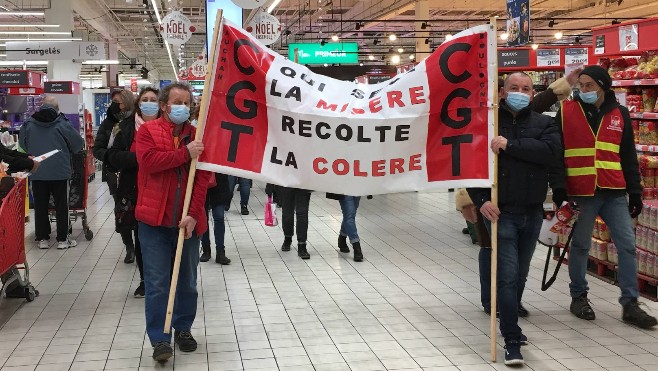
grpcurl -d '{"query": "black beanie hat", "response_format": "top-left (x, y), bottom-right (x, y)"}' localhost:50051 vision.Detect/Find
top-left (579, 65), bottom-right (612, 91)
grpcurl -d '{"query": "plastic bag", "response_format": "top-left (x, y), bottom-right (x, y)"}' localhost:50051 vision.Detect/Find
top-left (264, 195), bottom-right (278, 227)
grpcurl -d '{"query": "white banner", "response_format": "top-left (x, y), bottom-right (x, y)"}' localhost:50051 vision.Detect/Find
top-left (5, 41), bottom-right (106, 61)
top-left (196, 19), bottom-right (496, 196)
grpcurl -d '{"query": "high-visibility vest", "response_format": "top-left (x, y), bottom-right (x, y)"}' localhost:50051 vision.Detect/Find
top-left (561, 101), bottom-right (626, 196)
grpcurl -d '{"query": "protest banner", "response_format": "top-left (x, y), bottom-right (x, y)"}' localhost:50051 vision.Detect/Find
top-left (196, 19), bottom-right (496, 196)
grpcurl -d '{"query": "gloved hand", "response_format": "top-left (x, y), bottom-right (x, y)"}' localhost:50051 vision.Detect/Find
top-left (629, 193), bottom-right (644, 218)
top-left (552, 188), bottom-right (568, 209)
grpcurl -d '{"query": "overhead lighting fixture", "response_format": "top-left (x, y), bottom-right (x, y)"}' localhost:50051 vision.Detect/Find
top-left (79, 74), bottom-right (103, 79)
top-left (323, 63), bottom-right (328, 67)
top-left (368, 55), bottom-right (374, 60)
top-left (548, 19), bottom-right (557, 28)
top-left (0, 37), bottom-right (82, 41)
top-left (82, 60), bottom-right (120, 65)
top-left (612, 19), bottom-right (622, 25)
top-left (0, 31), bottom-right (70, 35)
top-left (409, 55), bottom-right (415, 60)
top-left (150, 0), bottom-right (177, 80)
top-left (445, 34), bottom-right (453, 41)
top-left (320, 39), bottom-right (327, 46)
top-left (0, 24), bottom-right (59, 28)
top-left (0, 53), bottom-right (6, 57)
top-left (359, 62), bottom-right (363, 66)
top-left (0, 60), bottom-right (48, 66)
top-left (500, 33), bottom-right (509, 40)
top-left (554, 31), bottom-right (563, 39)
top-left (373, 39), bottom-right (379, 45)
top-left (0, 11), bottom-right (45, 16)
top-left (424, 38), bottom-right (430, 44)
top-left (421, 22), bottom-right (429, 30)
top-left (389, 33), bottom-right (396, 41)
top-left (531, 43), bottom-right (539, 50)
top-left (331, 34), bottom-right (338, 41)
top-left (267, 0), bottom-right (283, 14)
top-left (575, 36), bottom-right (581, 43)
top-left (355, 22), bottom-right (363, 30)
top-left (391, 55), bottom-right (400, 64)
top-left (397, 48), bottom-right (404, 53)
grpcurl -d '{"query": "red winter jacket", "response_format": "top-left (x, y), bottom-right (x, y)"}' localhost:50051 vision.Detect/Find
top-left (135, 116), bottom-right (211, 236)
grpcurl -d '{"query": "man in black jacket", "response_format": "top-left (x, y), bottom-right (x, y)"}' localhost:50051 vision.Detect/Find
top-left (468, 72), bottom-right (562, 366)
top-left (551, 65), bottom-right (656, 329)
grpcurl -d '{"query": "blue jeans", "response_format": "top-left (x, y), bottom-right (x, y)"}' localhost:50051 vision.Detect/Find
top-left (228, 176), bottom-right (251, 206)
top-left (201, 205), bottom-right (226, 253)
top-left (339, 196), bottom-right (361, 243)
top-left (569, 192), bottom-right (638, 305)
top-left (485, 210), bottom-right (542, 341)
top-left (138, 222), bottom-right (200, 346)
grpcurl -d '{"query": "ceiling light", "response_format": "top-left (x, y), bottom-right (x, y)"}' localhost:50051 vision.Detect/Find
top-left (421, 22), bottom-right (429, 30)
top-left (0, 60), bottom-right (49, 66)
top-left (359, 62), bottom-right (363, 66)
top-left (389, 34), bottom-right (396, 41)
top-left (397, 48), bottom-right (404, 53)
top-left (409, 55), bottom-right (415, 60)
top-left (0, 53), bottom-right (5, 57)
top-left (331, 34), bottom-right (338, 41)
top-left (554, 31), bottom-right (563, 39)
top-left (323, 63), bottom-right (328, 67)
top-left (0, 24), bottom-right (59, 28)
top-left (368, 55), bottom-right (374, 60)
top-left (82, 60), bottom-right (120, 65)
top-left (355, 22), bottom-right (362, 30)
top-left (500, 33), bottom-right (508, 40)
top-left (320, 39), bottom-right (327, 46)
top-left (445, 34), bottom-right (453, 41)
top-left (531, 43), bottom-right (539, 50)
top-left (0, 31), bottom-right (70, 35)
top-left (0, 11), bottom-right (45, 16)
top-left (391, 55), bottom-right (400, 64)
top-left (575, 36), bottom-right (581, 43)
top-left (0, 38), bottom-right (82, 41)
top-left (548, 20), bottom-right (556, 28)
top-left (612, 19), bottom-right (621, 25)
top-left (150, 0), bottom-right (176, 80)
top-left (267, 0), bottom-right (283, 14)
top-left (373, 39), bottom-right (379, 45)
top-left (424, 38), bottom-right (430, 44)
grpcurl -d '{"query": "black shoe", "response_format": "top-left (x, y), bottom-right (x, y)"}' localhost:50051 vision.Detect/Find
top-left (298, 243), bottom-right (310, 259)
top-left (623, 299), bottom-right (657, 329)
top-left (124, 245), bottom-right (135, 264)
top-left (152, 342), bottom-right (173, 362)
top-left (200, 243), bottom-right (211, 262)
top-left (352, 241), bottom-right (363, 262)
top-left (483, 305), bottom-right (499, 317)
top-left (133, 281), bottom-right (145, 298)
top-left (215, 250), bottom-right (231, 265)
top-left (241, 205), bottom-right (249, 215)
top-left (282, 237), bottom-right (292, 251)
top-left (338, 236), bottom-right (349, 253)
top-left (519, 333), bottom-right (528, 346)
top-left (504, 340), bottom-right (524, 366)
top-left (518, 303), bottom-right (529, 318)
top-left (570, 293), bottom-right (596, 320)
top-left (174, 330), bottom-right (197, 352)
top-left (225, 204), bottom-right (230, 211)
top-left (462, 227), bottom-right (469, 235)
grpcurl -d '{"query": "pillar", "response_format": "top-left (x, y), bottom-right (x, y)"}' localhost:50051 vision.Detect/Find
top-left (415, 0), bottom-right (431, 60)
top-left (45, 0), bottom-right (81, 81)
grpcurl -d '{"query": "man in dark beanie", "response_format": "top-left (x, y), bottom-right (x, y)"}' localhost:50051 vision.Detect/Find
top-left (551, 65), bottom-right (657, 328)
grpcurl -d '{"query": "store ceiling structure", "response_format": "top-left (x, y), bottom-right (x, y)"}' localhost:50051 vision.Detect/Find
top-left (0, 0), bottom-right (657, 81)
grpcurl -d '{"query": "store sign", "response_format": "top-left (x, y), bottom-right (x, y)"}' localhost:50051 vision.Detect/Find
top-left (44, 81), bottom-right (74, 94)
top-left (197, 19), bottom-right (496, 195)
top-left (0, 70), bottom-right (29, 86)
top-left (536, 49), bottom-right (560, 67)
top-left (289, 43), bottom-right (359, 65)
top-left (619, 24), bottom-right (639, 51)
top-left (5, 41), bottom-right (106, 60)
top-left (506, 0), bottom-right (530, 46)
top-left (130, 78), bottom-right (138, 93)
top-left (161, 11), bottom-right (195, 45)
top-left (565, 48), bottom-right (588, 65)
top-left (595, 35), bottom-right (605, 55)
top-left (190, 59), bottom-right (207, 78)
top-left (231, 0), bottom-right (265, 9)
top-left (245, 11), bottom-right (280, 46)
top-left (367, 74), bottom-right (394, 84)
top-left (497, 49), bottom-right (530, 68)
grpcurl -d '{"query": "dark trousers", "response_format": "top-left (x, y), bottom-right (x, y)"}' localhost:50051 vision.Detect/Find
top-left (279, 187), bottom-right (311, 243)
top-left (120, 226), bottom-right (143, 281)
top-left (32, 180), bottom-right (69, 242)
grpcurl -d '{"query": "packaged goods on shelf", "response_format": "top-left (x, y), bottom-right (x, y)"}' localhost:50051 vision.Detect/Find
top-left (641, 166), bottom-right (655, 187)
top-left (628, 94), bottom-right (644, 112)
top-left (633, 119), bottom-right (640, 143)
top-left (642, 88), bottom-right (658, 113)
top-left (639, 121), bottom-right (658, 145)
top-left (639, 249), bottom-right (648, 275)
top-left (648, 252), bottom-right (656, 277)
top-left (639, 154), bottom-right (658, 168)
top-left (591, 238), bottom-right (610, 261)
top-left (607, 242), bottom-right (619, 264)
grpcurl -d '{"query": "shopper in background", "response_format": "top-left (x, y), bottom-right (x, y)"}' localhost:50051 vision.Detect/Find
top-left (93, 90), bottom-right (124, 195)
top-left (200, 173), bottom-right (232, 265)
top-left (468, 72), bottom-right (562, 366)
top-left (0, 142), bottom-right (39, 174)
top-left (227, 176), bottom-right (252, 215)
top-left (327, 193), bottom-right (363, 262)
top-left (135, 83), bottom-right (211, 362)
top-left (19, 96), bottom-right (84, 249)
top-left (267, 184), bottom-right (311, 259)
top-left (106, 87), bottom-right (160, 297)
top-left (476, 69), bottom-right (581, 317)
top-left (552, 65), bottom-right (657, 329)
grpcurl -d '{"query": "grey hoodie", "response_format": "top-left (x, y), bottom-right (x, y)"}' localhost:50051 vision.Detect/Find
top-left (19, 107), bottom-right (84, 181)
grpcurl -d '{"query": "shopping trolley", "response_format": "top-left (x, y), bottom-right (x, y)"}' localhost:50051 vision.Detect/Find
top-left (0, 177), bottom-right (39, 304)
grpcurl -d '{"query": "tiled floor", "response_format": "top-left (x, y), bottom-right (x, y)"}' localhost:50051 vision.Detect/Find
top-left (1, 176), bottom-right (657, 371)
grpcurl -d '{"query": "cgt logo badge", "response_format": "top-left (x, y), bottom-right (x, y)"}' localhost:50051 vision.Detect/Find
top-left (608, 115), bottom-right (623, 132)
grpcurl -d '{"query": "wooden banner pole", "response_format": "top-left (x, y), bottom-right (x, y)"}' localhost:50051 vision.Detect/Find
top-left (489, 16), bottom-right (500, 363)
top-left (163, 9), bottom-right (224, 334)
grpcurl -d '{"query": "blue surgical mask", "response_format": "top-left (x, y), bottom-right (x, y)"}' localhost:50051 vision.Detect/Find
top-left (140, 101), bottom-right (159, 117)
top-left (580, 90), bottom-right (599, 104)
top-left (506, 92), bottom-right (531, 112)
top-left (168, 104), bottom-right (190, 124)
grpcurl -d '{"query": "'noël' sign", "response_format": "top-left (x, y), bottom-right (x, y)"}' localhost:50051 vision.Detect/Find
top-left (160, 11), bottom-right (195, 45)
top-left (245, 11), bottom-right (281, 46)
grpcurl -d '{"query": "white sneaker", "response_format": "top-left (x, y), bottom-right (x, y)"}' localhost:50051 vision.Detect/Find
top-left (37, 240), bottom-right (49, 249)
top-left (57, 238), bottom-right (77, 249)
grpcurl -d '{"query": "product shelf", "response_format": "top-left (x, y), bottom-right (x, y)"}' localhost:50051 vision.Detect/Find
top-left (612, 79), bottom-right (658, 87)
top-left (630, 112), bottom-right (658, 120)
top-left (635, 144), bottom-right (658, 152)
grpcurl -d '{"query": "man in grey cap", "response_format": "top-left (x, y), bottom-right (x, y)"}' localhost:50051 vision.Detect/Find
top-left (20, 96), bottom-right (84, 250)
top-left (552, 65), bottom-right (656, 328)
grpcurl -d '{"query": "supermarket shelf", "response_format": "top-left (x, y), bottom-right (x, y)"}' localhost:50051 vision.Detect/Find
top-left (612, 79), bottom-right (658, 87)
top-left (636, 144), bottom-right (658, 152)
top-left (630, 112), bottom-right (658, 120)
top-left (638, 273), bottom-right (658, 302)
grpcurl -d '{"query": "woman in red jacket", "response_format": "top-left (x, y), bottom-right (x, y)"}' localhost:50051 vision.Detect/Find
top-left (134, 83), bottom-right (211, 363)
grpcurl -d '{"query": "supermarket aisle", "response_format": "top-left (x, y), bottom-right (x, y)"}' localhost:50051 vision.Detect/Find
top-left (1, 177), bottom-right (657, 371)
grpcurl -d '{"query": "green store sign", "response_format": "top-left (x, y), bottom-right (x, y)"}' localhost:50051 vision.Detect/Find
top-left (288, 43), bottom-right (359, 64)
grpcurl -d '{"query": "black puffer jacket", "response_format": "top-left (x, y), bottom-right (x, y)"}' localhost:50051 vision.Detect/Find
top-left (105, 115), bottom-right (138, 231)
top-left (206, 173), bottom-right (232, 209)
top-left (468, 100), bottom-right (563, 212)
